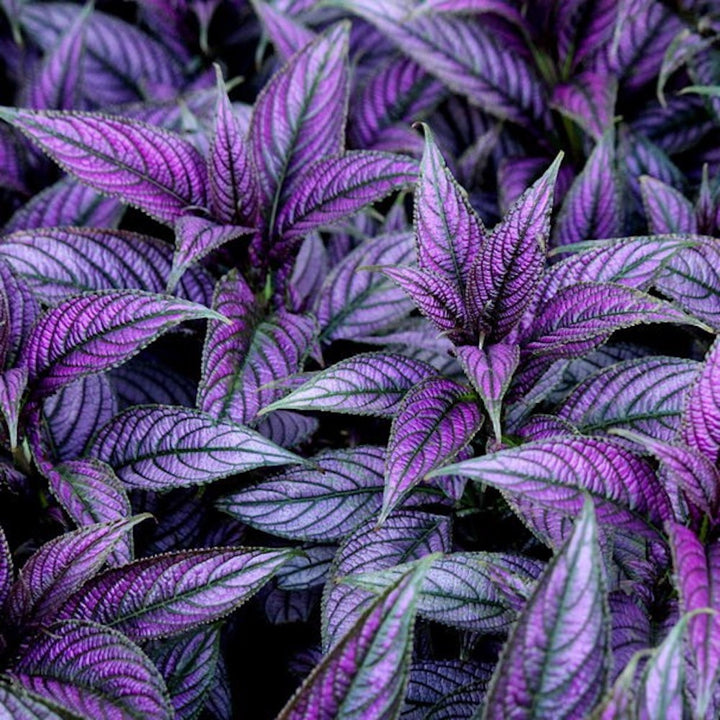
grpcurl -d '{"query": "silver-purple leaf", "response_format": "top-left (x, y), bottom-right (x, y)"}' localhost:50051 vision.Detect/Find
top-left (276, 545), bottom-right (336, 591)
top-left (0, 261), bottom-right (39, 367)
top-left (414, 124), bottom-right (484, 290)
top-left (0, 367), bottom-right (26, 449)
top-left (0, 681), bottom-right (80, 720)
top-left (12, 619), bottom-right (174, 720)
top-left (550, 72), bottom-right (616, 140)
top-left (558, 357), bottom-right (699, 442)
top-left (322, 511), bottom-right (450, 650)
top-left (483, 500), bottom-right (610, 719)
top-left (381, 377), bottom-right (481, 522)
top-left (57, 546), bottom-right (295, 639)
top-left (0, 109), bottom-right (208, 225)
top-left (110, 359), bottom-right (196, 410)
top-left (88, 405), bottom-right (304, 490)
top-left (278, 557), bottom-right (432, 720)
top-left (455, 344), bottom-right (519, 441)
top-left (640, 176), bottom-right (697, 234)
top-left (467, 154), bottom-right (561, 342)
top-left (218, 446), bottom-right (385, 541)
top-left (0, 227), bottom-right (212, 306)
top-left (47, 459), bottom-right (133, 566)
top-left (552, 132), bottom-right (622, 248)
top-left (254, 1), bottom-right (316, 61)
top-left (255, 409), bottom-right (318, 448)
top-left (249, 23), bottom-right (349, 216)
top-left (21, 291), bottom-right (220, 398)
top-left (315, 232), bottom-right (415, 341)
top-left (261, 353), bottom-right (435, 417)
top-left (7, 517), bottom-right (146, 627)
top-left (276, 152), bottom-right (418, 242)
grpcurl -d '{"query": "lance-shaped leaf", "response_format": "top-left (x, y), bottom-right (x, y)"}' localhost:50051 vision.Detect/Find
top-left (551, 72), bottom-right (616, 141)
top-left (249, 23), bottom-right (349, 216)
top-left (278, 557), bottom-right (432, 720)
top-left (276, 545), bottom-right (336, 591)
top-left (429, 436), bottom-right (672, 530)
top-left (483, 500), bottom-right (610, 719)
top-left (88, 405), bottom-right (304, 490)
top-left (456, 344), bottom-right (518, 441)
top-left (261, 353), bottom-right (435, 417)
top-left (524, 283), bottom-right (700, 360)
top-left (558, 357), bottom-right (699, 442)
top-left (276, 152), bottom-right (418, 241)
top-left (256, 410), bottom-right (318, 448)
top-left (467, 154), bottom-right (561, 342)
top-left (0, 109), bottom-right (208, 224)
top-left (209, 69), bottom-right (259, 225)
top-left (316, 232), bottom-right (415, 342)
top-left (323, 511), bottom-right (450, 650)
top-left (7, 517), bottom-right (147, 627)
top-left (218, 446), bottom-right (385, 541)
top-left (3, 177), bottom-right (123, 235)
top-left (668, 524), bottom-right (720, 717)
top-left (414, 124), bottom-right (484, 289)
top-left (339, 0), bottom-right (546, 124)
top-left (381, 266), bottom-right (470, 342)
top-left (0, 681), bottom-right (81, 720)
top-left (110, 359), bottom-right (195, 409)
top-left (655, 240), bottom-right (720, 332)
top-left (147, 627), bottom-right (220, 720)
top-left (381, 377), bottom-right (481, 522)
top-left (24, 4), bottom-right (89, 111)
top-left (0, 367), bottom-right (26, 449)
top-left (0, 261), bottom-right (39, 367)
top-left (347, 552), bottom-right (542, 632)
top-left (681, 337), bottom-right (720, 464)
top-left (57, 546), bottom-right (295, 639)
top-left (169, 217), bottom-right (254, 292)
top-left (640, 176), bottom-right (697, 234)
top-left (254, 1), bottom-right (316, 61)
top-left (21, 291), bottom-right (221, 398)
top-left (47, 460), bottom-right (133, 566)
top-left (553, 133), bottom-right (622, 248)
top-left (350, 56), bottom-right (444, 150)
top-left (0, 227), bottom-right (212, 305)
top-left (12, 620), bottom-right (173, 720)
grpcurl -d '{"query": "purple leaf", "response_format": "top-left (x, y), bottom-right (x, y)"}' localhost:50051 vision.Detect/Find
top-left (218, 446), bottom-right (385, 541)
top-left (7, 517), bottom-right (146, 627)
top-left (254, 2), bottom-right (316, 61)
top-left (24, 4), bottom-right (89, 111)
top-left (57, 546), bottom-right (295, 639)
top-left (0, 367), bottom-right (26, 449)
top-left (558, 357), bottom-right (700, 442)
top-left (551, 72), bottom-right (616, 140)
top-left (0, 261), bottom-right (39, 367)
top-left (640, 176), bottom-right (697, 234)
top-left (524, 283), bottom-right (701, 360)
top-left (260, 352), bottom-right (435, 417)
top-left (681, 337), bottom-right (720, 464)
top-left (249, 23), bottom-right (349, 216)
top-left (0, 525), bottom-right (12, 610)
top-left (43, 374), bottom-right (117, 460)
top-left (381, 377), bottom-right (482, 522)
top-left (208, 70), bottom-right (260, 225)
top-left (0, 227), bottom-right (213, 305)
top-left (350, 56), bottom-right (444, 150)
top-left (668, 524), bottom-right (720, 717)
top-left (169, 216), bottom-right (253, 292)
top-left (264, 586), bottom-right (316, 625)
top-left (429, 436), bottom-right (672, 532)
top-left (609, 592), bottom-right (652, 682)
top-left (0, 109), bottom-right (209, 224)
top-left (455, 343), bottom-right (519, 441)
top-left (414, 124), bottom-right (484, 290)
top-left (199, 278), bottom-right (316, 424)
top-left (276, 151), bottom-right (418, 242)
top-left (341, 0), bottom-right (546, 124)
top-left (381, 266), bottom-right (470, 342)
top-left (277, 558), bottom-right (432, 720)
top-left (276, 545), bottom-right (336, 591)
top-left (88, 405), bottom-right (304, 490)
top-left (255, 409), bottom-right (318, 448)
top-left (0, 681), bottom-right (78, 719)
top-left (322, 512), bottom-right (450, 650)
top-left (147, 627), bottom-right (220, 720)
top-left (315, 232), bottom-right (416, 342)
top-left (47, 459), bottom-right (133, 566)
top-left (552, 132), bottom-right (623, 248)
top-left (466, 154), bottom-right (561, 342)
top-left (483, 500), bottom-right (610, 719)
top-left (21, 291), bottom-right (220, 399)
top-left (12, 620), bottom-right (173, 720)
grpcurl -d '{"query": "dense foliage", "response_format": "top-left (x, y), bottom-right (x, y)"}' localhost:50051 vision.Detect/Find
top-left (0, 0), bottom-right (719, 717)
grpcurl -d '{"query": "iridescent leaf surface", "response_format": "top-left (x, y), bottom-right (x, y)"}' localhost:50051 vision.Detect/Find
top-left (640, 176), bottom-right (697, 234)
top-left (0, 367), bottom-right (26, 449)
